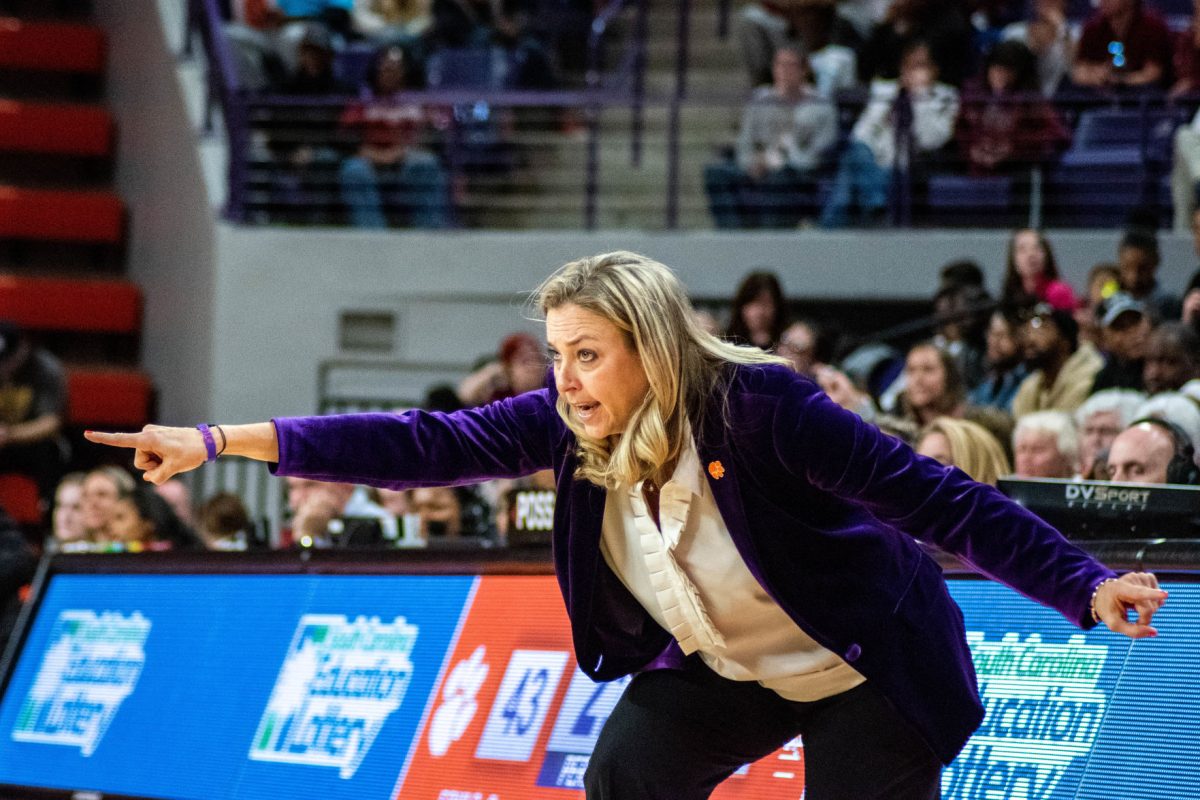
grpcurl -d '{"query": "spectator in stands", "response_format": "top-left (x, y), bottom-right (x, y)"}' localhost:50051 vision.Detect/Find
top-left (410, 484), bottom-right (494, 541)
top-left (956, 40), bottom-right (1070, 178)
top-left (789, 3), bottom-right (859, 96)
top-left (280, 24), bottom-right (351, 93)
top-left (199, 492), bottom-right (255, 551)
top-left (223, 0), bottom-right (355, 89)
top-left (1001, 0), bottom-right (1077, 97)
top-left (1071, 0), bottom-right (1172, 91)
top-left (0, 322), bottom-right (67, 500)
top-left (1000, 229), bottom-right (1077, 313)
top-left (725, 271), bottom-right (789, 350)
top-left (154, 478), bottom-right (194, 528)
top-left (339, 46), bottom-right (450, 228)
top-left (969, 309), bottom-right (1028, 413)
top-left (376, 485), bottom-right (410, 513)
top-left (1077, 262), bottom-right (1122, 346)
top-left (0, 509), bottom-right (35, 654)
top-left (835, 0), bottom-right (889, 42)
top-left (482, 0), bottom-right (559, 90)
top-left (106, 485), bottom-right (203, 552)
top-left (421, 0), bottom-right (489, 52)
top-left (1012, 304), bottom-right (1104, 417)
top-left (1106, 418), bottom-right (1200, 484)
top-left (458, 331), bottom-right (546, 406)
top-left (777, 319), bottom-right (823, 378)
top-left (1118, 230), bottom-right (1179, 322)
top-left (705, 46), bottom-right (837, 229)
top-left (1091, 293), bottom-right (1151, 393)
top-left (263, 25), bottom-right (353, 224)
top-left (1074, 388), bottom-right (1146, 479)
top-left (813, 364), bottom-right (878, 421)
top-left (858, 0), bottom-right (973, 86)
top-left (896, 341), bottom-right (967, 426)
top-left (932, 280), bottom-right (991, 389)
top-left (938, 258), bottom-right (986, 293)
top-left (733, 1), bottom-right (859, 88)
top-left (80, 466), bottom-right (135, 543)
top-left (821, 41), bottom-right (960, 227)
top-left (1143, 322), bottom-right (1200, 395)
top-left (286, 477), bottom-right (399, 546)
top-left (1172, 120), bottom-right (1200, 233)
top-left (915, 416), bottom-right (1012, 485)
top-left (1170, 5), bottom-right (1200, 98)
top-left (1135, 391), bottom-right (1200, 454)
top-left (1184, 264), bottom-right (1200, 334)
top-left (50, 473), bottom-right (88, 553)
top-left (1012, 410), bottom-right (1079, 478)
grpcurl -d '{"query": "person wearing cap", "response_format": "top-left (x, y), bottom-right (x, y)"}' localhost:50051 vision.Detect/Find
top-left (1091, 292), bottom-right (1151, 393)
top-left (1011, 304), bottom-right (1104, 418)
top-left (0, 322), bottom-right (68, 500)
top-left (705, 46), bottom-right (837, 229)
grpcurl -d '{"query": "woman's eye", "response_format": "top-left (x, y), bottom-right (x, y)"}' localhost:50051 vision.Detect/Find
top-left (579, 350), bottom-right (595, 362)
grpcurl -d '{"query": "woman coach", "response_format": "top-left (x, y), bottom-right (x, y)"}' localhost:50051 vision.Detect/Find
top-left (88, 251), bottom-right (1166, 800)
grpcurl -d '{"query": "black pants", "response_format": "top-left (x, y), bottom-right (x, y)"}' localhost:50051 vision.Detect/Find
top-left (585, 656), bottom-right (941, 800)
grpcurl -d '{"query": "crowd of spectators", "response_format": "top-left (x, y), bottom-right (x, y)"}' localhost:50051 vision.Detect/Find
top-left (215, 0), bottom-right (597, 226)
top-left (711, 0), bottom-right (1200, 229)
top-left (203, 0), bottom-right (1200, 231)
top-left (801, 218), bottom-right (1200, 489)
top-left (7, 215), bottom-right (1200, 555)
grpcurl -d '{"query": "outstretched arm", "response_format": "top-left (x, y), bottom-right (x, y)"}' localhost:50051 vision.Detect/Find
top-left (772, 375), bottom-right (1168, 638)
top-left (85, 390), bottom-right (561, 489)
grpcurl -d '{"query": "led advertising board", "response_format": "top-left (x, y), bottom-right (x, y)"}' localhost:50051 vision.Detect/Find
top-left (0, 571), bottom-right (1194, 799)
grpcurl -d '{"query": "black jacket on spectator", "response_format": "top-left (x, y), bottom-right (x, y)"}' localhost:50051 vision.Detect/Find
top-left (1091, 356), bottom-right (1145, 394)
top-left (0, 510), bottom-right (37, 656)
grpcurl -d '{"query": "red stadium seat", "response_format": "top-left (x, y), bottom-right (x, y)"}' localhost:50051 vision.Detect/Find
top-left (66, 367), bottom-right (153, 427)
top-left (0, 100), bottom-right (113, 157)
top-left (0, 186), bottom-right (123, 243)
top-left (0, 275), bottom-right (141, 333)
top-left (0, 473), bottom-right (41, 524)
top-left (0, 17), bottom-right (106, 74)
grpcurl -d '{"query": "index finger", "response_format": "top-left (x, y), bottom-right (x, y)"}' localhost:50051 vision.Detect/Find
top-left (83, 430), bottom-right (146, 449)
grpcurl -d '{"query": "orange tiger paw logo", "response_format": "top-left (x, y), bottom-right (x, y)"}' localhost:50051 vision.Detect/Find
top-left (708, 461), bottom-right (725, 480)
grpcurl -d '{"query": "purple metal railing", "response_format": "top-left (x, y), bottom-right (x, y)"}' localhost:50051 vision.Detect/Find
top-left (188, 0), bottom-right (1200, 231)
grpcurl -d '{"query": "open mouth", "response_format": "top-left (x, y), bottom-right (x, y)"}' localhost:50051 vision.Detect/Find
top-left (574, 402), bottom-right (600, 421)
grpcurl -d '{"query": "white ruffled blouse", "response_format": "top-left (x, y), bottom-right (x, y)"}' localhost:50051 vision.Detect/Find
top-left (599, 435), bottom-right (865, 702)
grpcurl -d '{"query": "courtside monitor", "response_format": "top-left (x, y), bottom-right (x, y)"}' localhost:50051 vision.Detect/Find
top-left (997, 477), bottom-right (1200, 540)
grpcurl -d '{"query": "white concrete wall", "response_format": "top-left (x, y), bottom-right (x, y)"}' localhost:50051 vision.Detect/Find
top-left (210, 225), bottom-right (1200, 422)
top-left (94, 0), bottom-right (217, 425)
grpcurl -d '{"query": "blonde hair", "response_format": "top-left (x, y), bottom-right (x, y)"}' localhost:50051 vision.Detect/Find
top-left (536, 251), bottom-right (787, 488)
top-left (918, 416), bottom-right (1011, 486)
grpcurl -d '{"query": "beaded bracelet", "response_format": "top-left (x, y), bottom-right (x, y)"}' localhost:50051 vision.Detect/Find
top-left (1089, 577), bottom-right (1120, 624)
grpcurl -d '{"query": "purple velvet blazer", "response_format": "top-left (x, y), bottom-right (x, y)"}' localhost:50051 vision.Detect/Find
top-left (271, 363), bottom-right (1115, 765)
